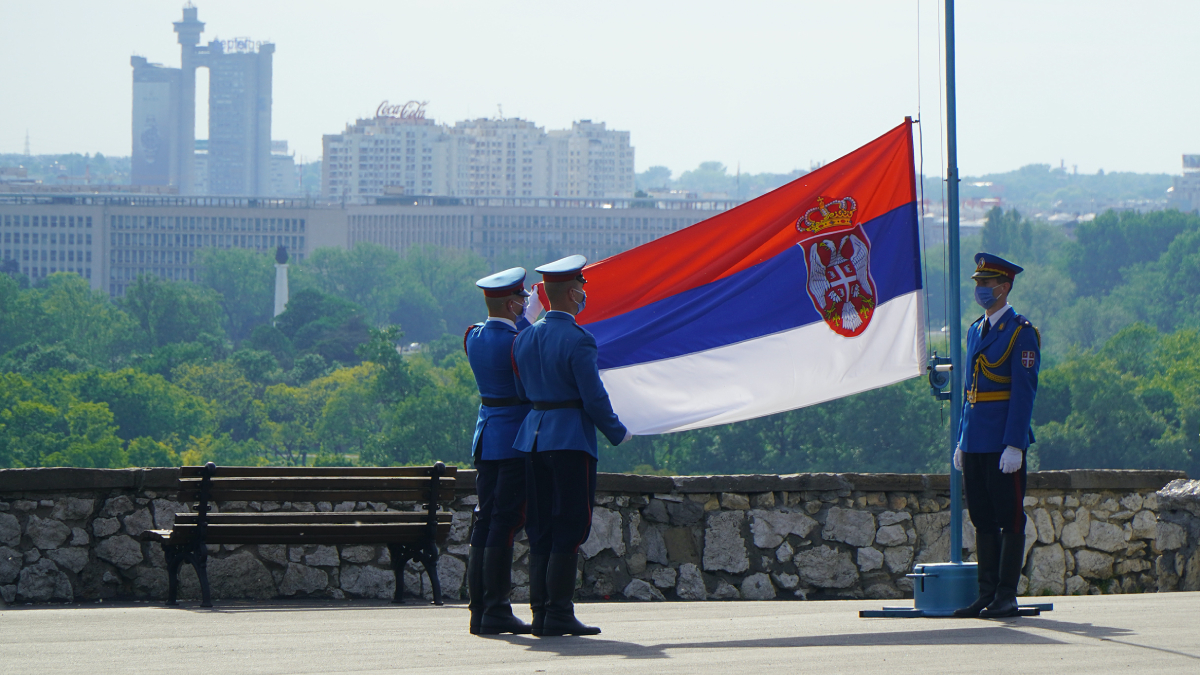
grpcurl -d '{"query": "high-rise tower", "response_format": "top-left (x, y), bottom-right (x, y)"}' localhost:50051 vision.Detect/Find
top-left (131, 4), bottom-right (274, 195)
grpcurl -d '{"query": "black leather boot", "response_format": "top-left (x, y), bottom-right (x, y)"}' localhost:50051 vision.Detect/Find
top-left (540, 552), bottom-right (600, 636)
top-left (980, 530), bottom-right (1023, 618)
top-left (954, 529), bottom-right (999, 618)
top-left (467, 546), bottom-right (485, 635)
top-left (479, 547), bottom-right (532, 634)
top-left (528, 553), bottom-right (549, 636)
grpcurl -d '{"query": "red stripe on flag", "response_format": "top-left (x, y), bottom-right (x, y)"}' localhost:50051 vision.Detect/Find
top-left (578, 120), bottom-right (916, 325)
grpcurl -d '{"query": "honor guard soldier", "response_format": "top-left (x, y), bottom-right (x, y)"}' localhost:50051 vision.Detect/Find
top-left (511, 255), bottom-right (632, 637)
top-left (953, 253), bottom-right (1040, 619)
top-left (463, 267), bottom-right (534, 635)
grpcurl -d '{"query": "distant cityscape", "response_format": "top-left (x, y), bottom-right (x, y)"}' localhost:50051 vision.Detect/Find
top-left (0, 3), bottom-right (1193, 299)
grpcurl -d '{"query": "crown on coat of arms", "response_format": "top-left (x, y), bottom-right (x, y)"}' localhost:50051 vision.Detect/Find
top-left (799, 196), bottom-right (857, 234)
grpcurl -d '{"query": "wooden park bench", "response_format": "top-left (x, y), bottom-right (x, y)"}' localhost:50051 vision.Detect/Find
top-left (141, 462), bottom-right (456, 607)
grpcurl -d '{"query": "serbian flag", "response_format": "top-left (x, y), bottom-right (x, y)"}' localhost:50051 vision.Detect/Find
top-left (527, 120), bottom-right (924, 435)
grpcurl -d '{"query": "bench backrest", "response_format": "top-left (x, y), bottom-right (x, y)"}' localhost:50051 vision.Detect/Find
top-left (177, 463), bottom-right (457, 505)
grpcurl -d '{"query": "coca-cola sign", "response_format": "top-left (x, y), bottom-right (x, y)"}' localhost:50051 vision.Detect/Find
top-left (376, 100), bottom-right (428, 120)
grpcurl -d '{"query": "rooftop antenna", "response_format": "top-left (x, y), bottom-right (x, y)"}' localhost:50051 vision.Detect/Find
top-left (24, 130), bottom-right (31, 156)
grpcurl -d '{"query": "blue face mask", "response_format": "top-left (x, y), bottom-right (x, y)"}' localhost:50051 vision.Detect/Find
top-left (575, 290), bottom-right (587, 314)
top-left (974, 285), bottom-right (997, 309)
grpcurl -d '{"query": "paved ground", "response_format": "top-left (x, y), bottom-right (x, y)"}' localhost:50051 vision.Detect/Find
top-left (3, 592), bottom-right (1198, 674)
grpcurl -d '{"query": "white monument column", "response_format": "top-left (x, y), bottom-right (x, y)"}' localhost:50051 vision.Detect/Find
top-left (273, 246), bottom-right (289, 318)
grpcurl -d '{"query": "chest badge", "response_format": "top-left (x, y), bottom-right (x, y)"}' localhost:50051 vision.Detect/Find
top-left (1021, 351), bottom-right (1036, 369)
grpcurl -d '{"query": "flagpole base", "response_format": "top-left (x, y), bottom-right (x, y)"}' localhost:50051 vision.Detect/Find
top-left (858, 562), bottom-right (1052, 618)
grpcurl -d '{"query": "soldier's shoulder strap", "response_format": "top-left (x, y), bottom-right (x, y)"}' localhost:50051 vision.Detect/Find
top-left (1015, 314), bottom-right (1041, 348)
top-left (463, 322), bottom-right (485, 354)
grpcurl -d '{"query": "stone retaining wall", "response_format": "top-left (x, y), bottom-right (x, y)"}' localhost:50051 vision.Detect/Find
top-left (1, 468), bottom-right (1194, 605)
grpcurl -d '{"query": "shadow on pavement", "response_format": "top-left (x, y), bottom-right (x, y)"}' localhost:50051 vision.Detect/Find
top-left (482, 625), bottom-right (1063, 660)
top-left (1013, 617), bottom-right (1200, 661)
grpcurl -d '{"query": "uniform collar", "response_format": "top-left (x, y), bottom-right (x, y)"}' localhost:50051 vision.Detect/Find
top-left (987, 304), bottom-right (1014, 328)
top-left (485, 317), bottom-right (517, 329)
top-left (545, 310), bottom-right (577, 323)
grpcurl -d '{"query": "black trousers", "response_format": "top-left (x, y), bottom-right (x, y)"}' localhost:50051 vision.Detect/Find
top-left (525, 448), bottom-right (597, 556)
top-left (963, 450), bottom-right (1027, 536)
top-left (472, 457), bottom-right (527, 548)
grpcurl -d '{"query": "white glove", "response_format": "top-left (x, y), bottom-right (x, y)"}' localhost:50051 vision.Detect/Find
top-left (999, 446), bottom-right (1023, 474)
top-left (621, 430), bottom-right (633, 444)
top-left (953, 446), bottom-right (963, 472)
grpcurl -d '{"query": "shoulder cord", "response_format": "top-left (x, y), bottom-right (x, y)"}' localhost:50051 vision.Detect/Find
top-left (972, 325), bottom-right (1024, 392)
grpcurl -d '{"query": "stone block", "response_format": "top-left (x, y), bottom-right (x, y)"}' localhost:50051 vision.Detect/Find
top-left (748, 510), bottom-right (817, 549)
top-left (45, 547), bottom-right (89, 574)
top-left (0, 513), bottom-right (19, 547)
top-left (17, 558), bottom-right (73, 602)
top-left (209, 552), bottom-right (275, 599)
top-left (772, 571), bottom-right (799, 589)
top-left (913, 511), bottom-right (951, 564)
top-left (279, 563), bottom-right (328, 596)
top-left (123, 508), bottom-right (154, 538)
top-left (1027, 544), bottom-right (1066, 596)
top-left (259, 544), bottom-right (288, 567)
top-left (69, 528), bottom-right (88, 547)
top-left (134, 567), bottom-right (168, 598)
top-left (341, 565), bottom-right (394, 599)
top-left (1075, 550), bottom-right (1114, 579)
top-left (1023, 514), bottom-right (1037, 567)
top-left (1130, 511), bottom-right (1157, 540)
top-left (95, 535), bottom-right (143, 569)
top-left (703, 511), bottom-right (748, 573)
top-left (50, 498), bottom-right (93, 522)
top-left (0, 546), bottom-right (21, 584)
top-left (776, 541), bottom-right (793, 563)
top-left (710, 579), bottom-right (740, 599)
top-left (627, 552), bottom-right (648, 576)
top-left (884, 546), bottom-right (914, 574)
top-left (644, 526), bottom-right (669, 565)
top-left (1033, 508), bottom-right (1054, 545)
top-left (857, 547), bottom-right (883, 572)
top-left (1086, 521), bottom-right (1127, 553)
top-left (26, 515), bottom-right (70, 550)
top-left (627, 512), bottom-right (643, 551)
top-left (100, 496), bottom-right (134, 517)
top-left (13, 501), bottom-right (37, 512)
top-left (341, 545), bottom-right (375, 564)
top-left (741, 573), bottom-right (776, 600)
top-left (877, 510), bottom-right (912, 527)
top-left (822, 507), bottom-right (876, 547)
top-left (751, 492), bottom-right (776, 509)
top-left (1115, 559), bottom-right (1151, 575)
top-left (151, 500), bottom-right (186, 529)
top-left (651, 567), bottom-right (676, 589)
top-left (1154, 521), bottom-right (1187, 552)
top-left (794, 545), bottom-right (858, 589)
top-left (437, 555), bottom-right (466, 598)
top-left (675, 563), bottom-right (706, 600)
top-left (720, 493), bottom-right (750, 510)
top-left (0, 585), bottom-right (14, 603)
top-left (623, 579), bottom-right (666, 601)
top-left (1066, 575), bottom-right (1089, 595)
top-left (92, 517), bottom-right (120, 539)
top-left (668, 500), bottom-right (705, 526)
top-left (449, 510), bottom-right (472, 543)
top-left (875, 524), bottom-right (907, 547)
top-left (643, 499), bottom-right (669, 524)
top-left (305, 545), bottom-right (340, 567)
top-left (580, 507), bottom-right (624, 559)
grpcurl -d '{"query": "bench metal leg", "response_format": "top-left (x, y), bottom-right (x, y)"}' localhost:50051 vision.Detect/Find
top-left (193, 541), bottom-right (212, 608)
top-left (417, 541), bottom-right (443, 606)
top-left (388, 543), bottom-right (413, 605)
top-left (164, 545), bottom-right (184, 606)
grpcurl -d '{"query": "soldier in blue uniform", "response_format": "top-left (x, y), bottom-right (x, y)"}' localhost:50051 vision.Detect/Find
top-left (463, 267), bottom-right (534, 635)
top-left (511, 255), bottom-right (632, 637)
top-left (953, 253), bottom-right (1040, 619)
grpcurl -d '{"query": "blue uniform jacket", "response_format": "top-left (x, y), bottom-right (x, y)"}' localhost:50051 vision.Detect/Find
top-left (465, 317), bottom-right (532, 461)
top-left (958, 306), bottom-right (1040, 453)
top-left (511, 311), bottom-right (627, 458)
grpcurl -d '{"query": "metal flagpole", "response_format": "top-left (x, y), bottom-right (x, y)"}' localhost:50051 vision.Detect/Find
top-left (945, 0), bottom-right (964, 567)
top-left (860, 0), bottom-right (1051, 618)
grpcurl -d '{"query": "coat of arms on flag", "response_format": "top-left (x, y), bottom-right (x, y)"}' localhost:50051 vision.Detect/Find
top-left (798, 196), bottom-right (877, 337)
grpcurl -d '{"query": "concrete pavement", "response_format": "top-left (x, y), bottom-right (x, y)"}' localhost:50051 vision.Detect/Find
top-left (2, 592), bottom-right (1198, 674)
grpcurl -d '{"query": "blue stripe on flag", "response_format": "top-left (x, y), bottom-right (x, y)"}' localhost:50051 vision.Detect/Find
top-left (590, 202), bottom-right (921, 370)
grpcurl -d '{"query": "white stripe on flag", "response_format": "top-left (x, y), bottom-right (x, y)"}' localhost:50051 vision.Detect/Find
top-left (600, 291), bottom-right (926, 435)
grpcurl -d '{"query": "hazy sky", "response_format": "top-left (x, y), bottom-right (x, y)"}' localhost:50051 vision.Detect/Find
top-left (2, 1), bottom-right (1195, 176)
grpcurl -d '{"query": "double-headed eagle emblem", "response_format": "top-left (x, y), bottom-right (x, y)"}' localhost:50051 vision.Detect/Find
top-left (797, 196), bottom-right (877, 337)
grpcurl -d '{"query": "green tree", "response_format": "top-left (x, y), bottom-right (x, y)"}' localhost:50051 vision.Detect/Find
top-left (196, 248), bottom-right (275, 342)
top-left (69, 368), bottom-right (212, 443)
top-left (16, 274), bottom-right (135, 367)
top-left (120, 274), bottom-right (226, 348)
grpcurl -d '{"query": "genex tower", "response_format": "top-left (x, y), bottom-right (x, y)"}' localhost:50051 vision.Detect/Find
top-left (131, 4), bottom-right (275, 196)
